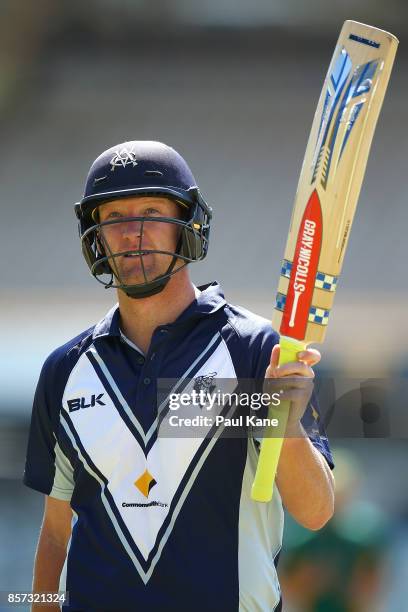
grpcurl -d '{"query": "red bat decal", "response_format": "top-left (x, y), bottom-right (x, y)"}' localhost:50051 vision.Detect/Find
top-left (280, 190), bottom-right (323, 339)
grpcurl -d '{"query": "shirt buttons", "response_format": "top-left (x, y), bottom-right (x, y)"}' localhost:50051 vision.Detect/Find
top-left (137, 356), bottom-right (145, 365)
top-left (143, 377), bottom-right (151, 385)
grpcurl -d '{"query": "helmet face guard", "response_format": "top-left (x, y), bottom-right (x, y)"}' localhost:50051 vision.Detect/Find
top-left (76, 192), bottom-right (211, 298)
top-left (75, 141), bottom-right (212, 298)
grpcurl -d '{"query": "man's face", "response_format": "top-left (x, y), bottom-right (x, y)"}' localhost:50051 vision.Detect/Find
top-left (97, 196), bottom-right (184, 285)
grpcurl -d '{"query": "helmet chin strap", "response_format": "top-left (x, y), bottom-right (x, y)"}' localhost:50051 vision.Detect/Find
top-left (122, 276), bottom-right (170, 299)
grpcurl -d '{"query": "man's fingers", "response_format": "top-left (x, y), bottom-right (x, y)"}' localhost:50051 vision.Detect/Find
top-left (265, 344), bottom-right (280, 377)
top-left (266, 345), bottom-right (321, 378)
top-left (297, 348), bottom-right (321, 366)
top-left (278, 385), bottom-right (314, 403)
top-left (271, 344), bottom-right (280, 368)
top-left (264, 377), bottom-right (314, 402)
top-left (267, 360), bottom-right (315, 379)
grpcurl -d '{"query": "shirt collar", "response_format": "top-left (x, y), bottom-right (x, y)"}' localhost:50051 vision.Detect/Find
top-left (92, 281), bottom-right (226, 340)
top-left (179, 281), bottom-right (226, 319)
top-left (92, 303), bottom-right (121, 339)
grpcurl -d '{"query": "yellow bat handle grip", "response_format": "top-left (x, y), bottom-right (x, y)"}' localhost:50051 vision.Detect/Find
top-left (250, 336), bottom-right (307, 502)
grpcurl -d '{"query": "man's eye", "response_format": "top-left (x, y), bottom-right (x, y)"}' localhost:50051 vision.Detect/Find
top-left (144, 208), bottom-right (161, 216)
top-left (107, 212), bottom-right (122, 218)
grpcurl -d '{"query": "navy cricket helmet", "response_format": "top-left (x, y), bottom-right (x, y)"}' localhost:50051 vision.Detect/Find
top-left (75, 141), bottom-right (212, 298)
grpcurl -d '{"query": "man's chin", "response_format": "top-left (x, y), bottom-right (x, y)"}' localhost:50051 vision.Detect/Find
top-left (111, 257), bottom-right (181, 287)
top-left (114, 267), bottom-right (164, 287)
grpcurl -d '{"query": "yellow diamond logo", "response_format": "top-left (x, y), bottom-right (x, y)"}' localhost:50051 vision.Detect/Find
top-left (134, 470), bottom-right (157, 498)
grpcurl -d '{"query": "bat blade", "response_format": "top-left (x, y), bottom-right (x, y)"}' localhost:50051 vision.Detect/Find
top-left (251, 21), bottom-right (398, 503)
top-left (273, 21), bottom-right (398, 345)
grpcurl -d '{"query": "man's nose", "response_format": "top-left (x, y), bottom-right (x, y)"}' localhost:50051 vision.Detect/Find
top-left (122, 219), bottom-right (143, 238)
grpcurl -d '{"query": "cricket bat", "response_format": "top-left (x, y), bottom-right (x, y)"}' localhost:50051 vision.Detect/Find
top-left (251, 21), bottom-right (398, 502)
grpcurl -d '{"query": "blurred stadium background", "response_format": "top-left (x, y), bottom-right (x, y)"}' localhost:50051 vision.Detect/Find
top-left (0, 1), bottom-right (407, 610)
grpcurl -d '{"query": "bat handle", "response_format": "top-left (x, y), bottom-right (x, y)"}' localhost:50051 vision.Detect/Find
top-left (278, 336), bottom-right (307, 367)
top-left (250, 335), bottom-right (307, 502)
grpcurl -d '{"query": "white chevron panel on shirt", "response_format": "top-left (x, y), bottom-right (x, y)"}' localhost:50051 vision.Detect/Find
top-left (61, 337), bottom-right (237, 566)
top-left (238, 437), bottom-right (283, 611)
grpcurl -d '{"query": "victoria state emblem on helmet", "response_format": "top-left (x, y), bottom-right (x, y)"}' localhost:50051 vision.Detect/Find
top-left (110, 147), bottom-right (138, 171)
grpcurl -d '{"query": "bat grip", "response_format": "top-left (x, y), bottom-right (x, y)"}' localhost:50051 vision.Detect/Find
top-left (278, 336), bottom-right (307, 366)
top-left (250, 336), bottom-right (307, 503)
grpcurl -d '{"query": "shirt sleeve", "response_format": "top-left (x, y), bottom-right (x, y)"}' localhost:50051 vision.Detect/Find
top-left (23, 353), bottom-right (74, 498)
top-left (49, 440), bottom-right (74, 501)
top-left (300, 389), bottom-right (334, 469)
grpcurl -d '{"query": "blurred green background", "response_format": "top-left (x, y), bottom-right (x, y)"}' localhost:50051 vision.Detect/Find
top-left (0, 1), bottom-right (407, 610)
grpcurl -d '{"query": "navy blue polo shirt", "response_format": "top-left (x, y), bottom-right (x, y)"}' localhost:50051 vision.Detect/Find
top-left (24, 282), bottom-right (333, 612)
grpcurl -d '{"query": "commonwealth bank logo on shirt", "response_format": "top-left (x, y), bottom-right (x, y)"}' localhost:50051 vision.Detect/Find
top-left (121, 470), bottom-right (168, 509)
top-left (135, 469), bottom-right (157, 498)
